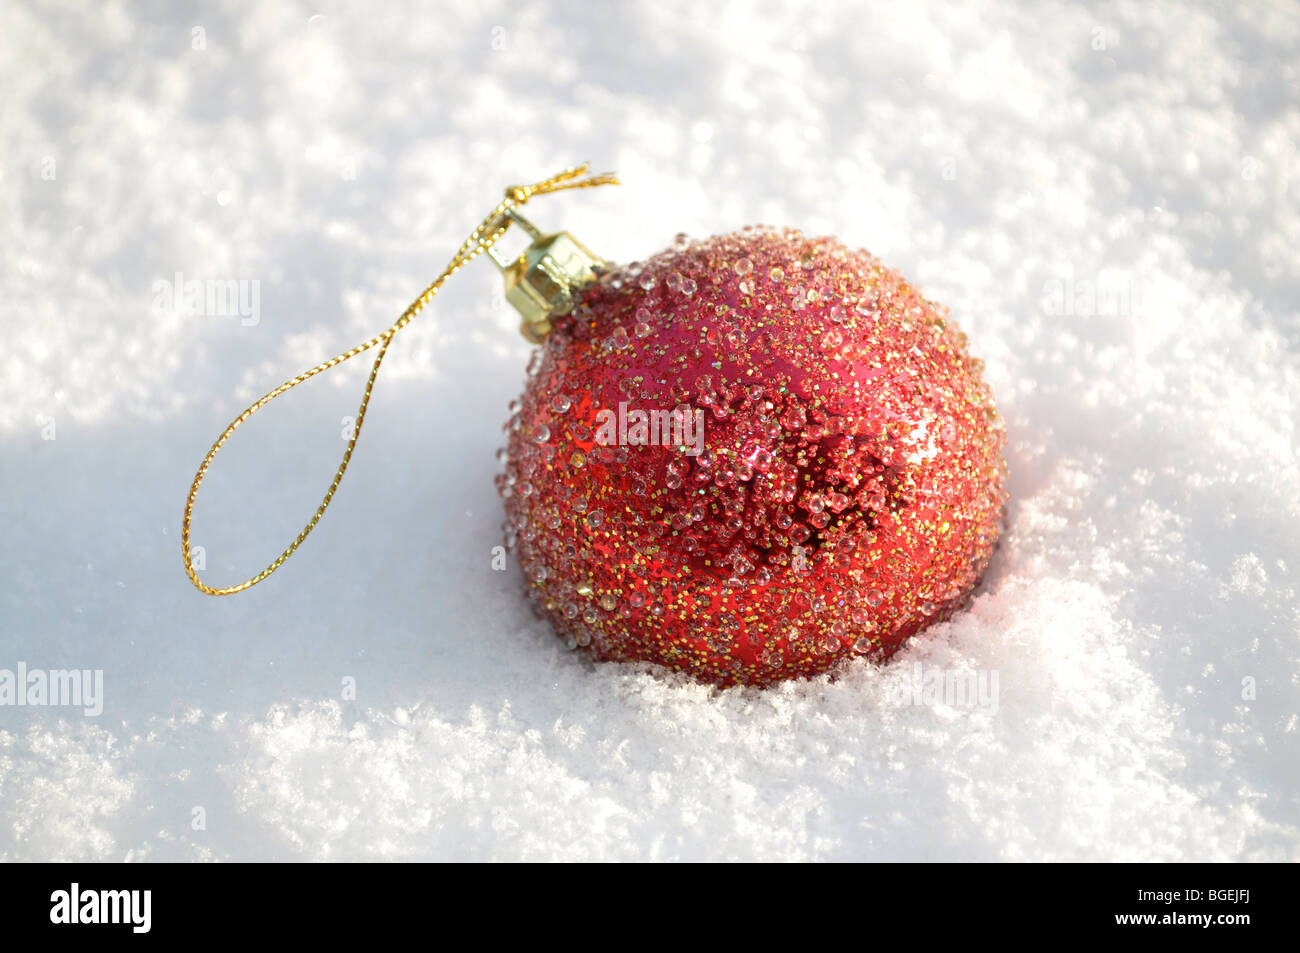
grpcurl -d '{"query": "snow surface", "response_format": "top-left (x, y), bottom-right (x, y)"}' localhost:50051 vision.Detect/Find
top-left (2, 0), bottom-right (1298, 861)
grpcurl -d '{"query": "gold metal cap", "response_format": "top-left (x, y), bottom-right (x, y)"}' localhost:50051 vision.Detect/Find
top-left (486, 210), bottom-right (606, 343)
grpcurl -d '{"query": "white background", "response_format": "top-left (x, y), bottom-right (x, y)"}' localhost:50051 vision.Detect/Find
top-left (2, 0), bottom-right (1297, 860)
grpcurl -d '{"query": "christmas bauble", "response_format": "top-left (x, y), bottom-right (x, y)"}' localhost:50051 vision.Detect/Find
top-left (499, 226), bottom-right (1005, 686)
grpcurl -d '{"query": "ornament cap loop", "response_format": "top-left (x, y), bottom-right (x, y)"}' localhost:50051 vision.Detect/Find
top-left (482, 208), bottom-right (543, 269)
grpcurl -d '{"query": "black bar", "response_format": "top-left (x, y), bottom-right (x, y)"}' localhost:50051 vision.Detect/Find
top-left (0, 862), bottom-right (1283, 940)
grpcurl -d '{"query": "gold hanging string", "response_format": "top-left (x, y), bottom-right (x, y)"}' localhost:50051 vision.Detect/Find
top-left (182, 163), bottom-right (619, 596)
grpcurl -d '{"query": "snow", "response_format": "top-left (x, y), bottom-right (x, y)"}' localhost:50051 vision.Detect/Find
top-left (2, 0), bottom-right (1298, 861)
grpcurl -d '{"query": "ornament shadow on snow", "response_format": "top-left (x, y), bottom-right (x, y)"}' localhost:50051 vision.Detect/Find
top-left (182, 164), bottom-right (1007, 687)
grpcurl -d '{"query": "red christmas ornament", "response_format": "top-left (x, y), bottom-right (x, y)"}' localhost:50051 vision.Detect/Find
top-left (180, 166), bottom-right (1004, 690)
top-left (500, 226), bottom-right (1006, 686)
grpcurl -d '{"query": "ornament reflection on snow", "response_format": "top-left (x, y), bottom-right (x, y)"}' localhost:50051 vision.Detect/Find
top-left (500, 226), bottom-right (1006, 687)
top-left (180, 167), bottom-right (1005, 688)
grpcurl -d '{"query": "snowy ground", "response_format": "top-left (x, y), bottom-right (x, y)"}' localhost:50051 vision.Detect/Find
top-left (2, 0), bottom-right (1298, 861)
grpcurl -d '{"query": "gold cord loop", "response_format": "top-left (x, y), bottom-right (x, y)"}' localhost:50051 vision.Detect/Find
top-left (182, 163), bottom-right (619, 596)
